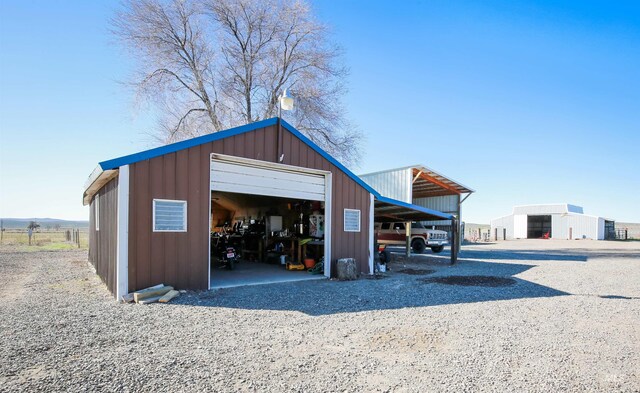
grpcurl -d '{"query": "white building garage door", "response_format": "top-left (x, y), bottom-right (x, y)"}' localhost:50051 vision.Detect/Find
top-left (210, 154), bottom-right (326, 201)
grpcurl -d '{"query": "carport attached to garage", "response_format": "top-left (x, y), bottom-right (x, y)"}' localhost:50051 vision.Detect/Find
top-left (372, 195), bottom-right (458, 263)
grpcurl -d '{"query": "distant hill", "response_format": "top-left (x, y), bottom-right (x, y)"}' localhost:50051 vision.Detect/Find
top-left (0, 218), bottom-right (89, 229)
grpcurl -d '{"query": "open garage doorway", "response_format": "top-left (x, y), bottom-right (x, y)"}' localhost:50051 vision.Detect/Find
top-left (209, 154), bottom-right (331, 289)
top-left (527, 215), bottom-right (552, 238)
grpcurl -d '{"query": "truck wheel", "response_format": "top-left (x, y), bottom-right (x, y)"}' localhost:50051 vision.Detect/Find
top-left (431, 246), bottom-right (444, 253)
top-left (411, 239), bottom-right (426, 254)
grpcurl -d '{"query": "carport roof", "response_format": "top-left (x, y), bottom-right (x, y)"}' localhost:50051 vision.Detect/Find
top-left (361, 165), bottom-right (474, 198)
top-left (375, 195), bottom-right (454, 222)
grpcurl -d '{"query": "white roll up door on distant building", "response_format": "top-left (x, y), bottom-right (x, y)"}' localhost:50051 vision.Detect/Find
top-left (211, 157), bottom-right (325, 201)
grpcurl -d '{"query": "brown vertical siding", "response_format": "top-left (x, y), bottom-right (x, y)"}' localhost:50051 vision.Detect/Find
top-left (127, 124), bottom-right (371, 292)
top-left (88, 177), bottom-right (118, 296)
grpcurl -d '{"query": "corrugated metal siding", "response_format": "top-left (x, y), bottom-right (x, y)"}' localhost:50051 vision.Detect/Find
top-left (565, 214), bottom-right (599, 239)
top-left (360, 168), bottom-right (411, 203)
top-left (513, 204), bottom-right (571, 215)
top-left (127, 124), bottom-right (371, 292)
top-left (551, 214), bottom-right (599, 239)
top-left (597, 218), bottom-right (605, 240)
top-left (552, 215), bottom-right (564, 239)
top-left (88, 177), bottom-right (118, 296)
top-left (490, 215), bottom-right (514, 240)
top-left (513, 214), bottom-right (527, 238)
top-left (413, 195), bottom-right (457, 214)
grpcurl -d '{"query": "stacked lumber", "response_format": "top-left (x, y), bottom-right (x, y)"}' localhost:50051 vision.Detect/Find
top-left (121, 284), bottom-right (181, 304)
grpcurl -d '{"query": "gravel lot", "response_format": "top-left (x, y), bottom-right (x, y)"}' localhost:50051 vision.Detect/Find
top-left (1, 240), bottom-right (639, 392)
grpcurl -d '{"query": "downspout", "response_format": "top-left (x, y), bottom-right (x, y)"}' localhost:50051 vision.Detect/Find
top-left (276, 116), bottom-right (282, 163)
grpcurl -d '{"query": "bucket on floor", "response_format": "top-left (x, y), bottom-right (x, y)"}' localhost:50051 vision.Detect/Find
top-left (303, 258), bottom-right (315, 269)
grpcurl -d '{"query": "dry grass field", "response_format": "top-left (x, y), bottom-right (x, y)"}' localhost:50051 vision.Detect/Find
top-left (0, 230), bottom-right (88, 250)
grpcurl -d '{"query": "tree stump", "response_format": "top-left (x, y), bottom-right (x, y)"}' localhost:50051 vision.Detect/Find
top-left (336, 258), bottom-right (357, 280)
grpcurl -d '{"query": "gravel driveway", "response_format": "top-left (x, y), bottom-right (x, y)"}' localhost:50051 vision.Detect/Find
top-left (1, 240), bottom-right (639, 392)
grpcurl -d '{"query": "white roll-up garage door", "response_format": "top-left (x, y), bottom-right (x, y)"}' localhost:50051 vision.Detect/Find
top-left (211, 158), bottom-right (325, 201)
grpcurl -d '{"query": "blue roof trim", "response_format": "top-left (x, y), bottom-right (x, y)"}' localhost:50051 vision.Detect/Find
top-left (99, 118), bottom-right (278, 170)
top-left (376, 195), bottom-right (454, 220)
top-left (279, 119), bottom-right (379, 196)
top-left (95, 116), bottom-right (452, 221)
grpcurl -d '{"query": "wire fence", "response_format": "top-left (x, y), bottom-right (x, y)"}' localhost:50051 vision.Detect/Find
top-left (0, 229), bottom-right (89, 249)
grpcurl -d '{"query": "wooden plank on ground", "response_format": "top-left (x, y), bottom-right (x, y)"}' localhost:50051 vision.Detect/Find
top-left (138, 295), bottom-right (163, 305)
top-left (158, 290), bottom-right (180, 303)
top-left (133, 286), bottom-right (173, 303)
top-left (121, 293), bottom-right (134, 303)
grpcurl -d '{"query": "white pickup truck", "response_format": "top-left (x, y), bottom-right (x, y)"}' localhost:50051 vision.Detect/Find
top-left (375, 221), bottom-right (448, 254)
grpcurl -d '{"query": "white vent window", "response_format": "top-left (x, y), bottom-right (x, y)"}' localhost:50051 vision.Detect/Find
top-left (153, 199), bottom-right (187, 232)
top-left (344, 209), bottom-right (361, 232)
top-left (95, 194), bottom-right (100, 231)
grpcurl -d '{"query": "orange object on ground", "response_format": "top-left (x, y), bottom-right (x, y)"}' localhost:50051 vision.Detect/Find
top-left (542, 231), bottom-right (550, 239)
top-left (303, 258), bottom-right (316, 268)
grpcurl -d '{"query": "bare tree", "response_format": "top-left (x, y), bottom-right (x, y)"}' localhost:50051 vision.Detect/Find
top-left (112, 0), bottom-right (361, 164)
top-left (27, 221), bottom-right (40, 231)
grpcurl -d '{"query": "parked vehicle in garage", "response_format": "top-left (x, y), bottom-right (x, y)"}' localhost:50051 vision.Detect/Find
top-left (211, 226), bottom-right (238, 270)
top-left (375, 222), bottom-right (448, 254)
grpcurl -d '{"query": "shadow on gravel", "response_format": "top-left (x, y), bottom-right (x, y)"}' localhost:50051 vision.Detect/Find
top-left (599, 295), bottom-right (640, 300)
top-left (177, 260), bottom-right (570, 316)
top-left (458, 248), bottom-right (640, 262)
top-left (457, 249), bottom-right (589, 262)
top-left (420, 275), bottom-right (517, 287)
top-left (379, 246), bottom-right (639, 264)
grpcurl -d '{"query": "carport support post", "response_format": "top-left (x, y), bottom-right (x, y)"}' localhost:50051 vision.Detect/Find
top-left (451, 217), bottom-right (458, 265)
top-left (405, 221), bottom-right (411, 257)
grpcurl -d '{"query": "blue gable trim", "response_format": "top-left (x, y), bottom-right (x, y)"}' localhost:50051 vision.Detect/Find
top-left (98, 116), bottom-right (379, 196)
top-left (279, 119), bottom-right (378, 196)
top-left (99, 118), bottom-right (278, 170)
top-left (96, 117), bottom-right (452, 220)
top-left (376, 195), bottom-right (454, 220)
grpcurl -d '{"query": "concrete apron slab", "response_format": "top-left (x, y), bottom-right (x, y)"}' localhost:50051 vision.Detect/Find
top-left (210, 261), bottom-right (325, 289)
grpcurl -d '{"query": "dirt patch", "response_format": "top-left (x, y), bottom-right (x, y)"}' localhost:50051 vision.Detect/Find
top-left (420, 275), bottom-right (516, 287)
top-left (370, 328), bottom-right (445, 354)
top-left (397, 268), bottom-right (435, 276)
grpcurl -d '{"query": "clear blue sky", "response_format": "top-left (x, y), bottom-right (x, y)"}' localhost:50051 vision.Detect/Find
top-left (1, 0), bottom-right (639, 223)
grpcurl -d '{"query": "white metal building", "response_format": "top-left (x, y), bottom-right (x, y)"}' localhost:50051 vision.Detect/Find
top-left (491, 204), bottom-right (615, 240)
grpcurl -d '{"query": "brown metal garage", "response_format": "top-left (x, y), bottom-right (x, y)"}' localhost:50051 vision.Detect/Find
top-left (83, 118), bottom-right (453, 299)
